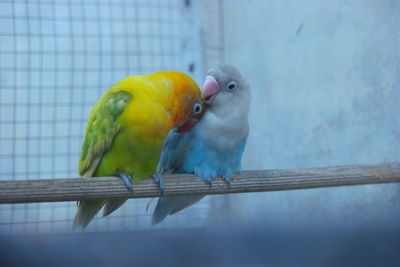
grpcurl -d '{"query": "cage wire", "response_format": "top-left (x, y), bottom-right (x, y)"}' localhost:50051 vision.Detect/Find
top-left (0, 0), bottom-right (223, 235)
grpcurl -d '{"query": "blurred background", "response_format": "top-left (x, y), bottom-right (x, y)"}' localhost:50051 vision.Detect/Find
top-left (0, 0), bottom-right (399, 246)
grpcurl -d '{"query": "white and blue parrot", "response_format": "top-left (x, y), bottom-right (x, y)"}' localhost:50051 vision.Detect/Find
top-left (152, 65), bottom-right (251, 224)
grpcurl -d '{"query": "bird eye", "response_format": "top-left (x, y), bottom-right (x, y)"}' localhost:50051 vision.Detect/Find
top-left (226, 81), bottom-right (237, 90)
top-left (193, 103), bottom-right (203, 114)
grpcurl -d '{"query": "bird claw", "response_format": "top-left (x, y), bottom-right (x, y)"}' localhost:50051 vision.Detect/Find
top-left (118, 173), bottom-right (133, 191)
top-left (152, 173), bottom-right (165, 192)
top-left (222, 176), bottom-right (231, 187)
top-left (205, 179), bottom-right (212, 189)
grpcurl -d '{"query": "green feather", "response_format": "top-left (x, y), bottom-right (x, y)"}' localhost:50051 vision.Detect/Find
top-left (79, 91), bottom-right (131, 177)
top-left (74, 91), bottom-right (131, 229)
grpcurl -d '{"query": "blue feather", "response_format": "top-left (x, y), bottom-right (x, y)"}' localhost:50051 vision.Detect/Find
top-left (176, 132), bottom-right (247, 180)
top-left (152, 128), bottom-right (248, 224)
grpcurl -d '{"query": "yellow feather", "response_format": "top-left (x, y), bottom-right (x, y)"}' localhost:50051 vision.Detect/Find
top-left (74, 71), bottom-right (201, 229)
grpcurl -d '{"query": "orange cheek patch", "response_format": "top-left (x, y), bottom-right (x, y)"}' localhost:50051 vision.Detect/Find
top-left (169, 78), bottom-right (199, 126)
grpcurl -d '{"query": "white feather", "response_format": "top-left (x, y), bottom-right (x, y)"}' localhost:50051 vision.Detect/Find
top-left (197, 67), bottom-right (251, 150)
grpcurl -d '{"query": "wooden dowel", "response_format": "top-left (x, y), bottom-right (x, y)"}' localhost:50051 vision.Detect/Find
top-left (0, 162), bottom-right (399, 204)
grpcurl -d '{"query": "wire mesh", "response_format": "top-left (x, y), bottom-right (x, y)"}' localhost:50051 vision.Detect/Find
top-left (0, 0), bottom-right (210, 235)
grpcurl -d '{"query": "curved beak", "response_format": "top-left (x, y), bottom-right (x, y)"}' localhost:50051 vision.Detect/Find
top-left (201, 75), bottom-right (219, 102)
top-left (175, 101), bottom-right (207, 133)
top-left (176, 119), bottom-right (196, 133)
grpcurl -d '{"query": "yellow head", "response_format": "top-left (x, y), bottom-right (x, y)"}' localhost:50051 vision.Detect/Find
top-left (153, 71), bottom-right (206, 132)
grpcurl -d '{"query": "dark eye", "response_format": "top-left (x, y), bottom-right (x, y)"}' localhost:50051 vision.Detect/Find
top-left (226, 81), bottom-right (237, 90)
top-left (193, 103), bottom-right (203, 114)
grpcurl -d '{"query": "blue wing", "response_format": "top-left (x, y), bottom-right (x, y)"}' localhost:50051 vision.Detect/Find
top-left (152, 129), bottom-right (248, 224)
top-left (155, 128), bottom-right (194, 174)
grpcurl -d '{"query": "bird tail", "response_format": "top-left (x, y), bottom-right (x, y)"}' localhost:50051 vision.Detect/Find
top-left (152, 195), bottom-right (205, 225)
top-left (73, 200), bottom-right (105, 230)
top-left (103, 199), bottom-right (128, 217)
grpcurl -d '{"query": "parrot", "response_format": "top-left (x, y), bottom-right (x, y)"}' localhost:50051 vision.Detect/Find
top-left (151, 65), bottom-right (250, 224)
top-left (73, 71), bottom-right (206, 229)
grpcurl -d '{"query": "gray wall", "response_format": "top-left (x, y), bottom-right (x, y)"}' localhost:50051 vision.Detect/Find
top-left (210, 0), bottom-right (400, 229)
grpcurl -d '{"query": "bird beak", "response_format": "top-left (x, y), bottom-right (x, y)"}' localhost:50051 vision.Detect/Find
top-left (175, 119), bottom-right (197, 133)
top-left (175, 101), bottom-right (207, 133)
top-left (201, 75), bottom-right (219, 103)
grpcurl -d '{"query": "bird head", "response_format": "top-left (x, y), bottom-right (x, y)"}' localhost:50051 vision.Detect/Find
top-left (162, 71), bottom-right (206, 133)
top-left (201, 65), bottom-right (250, 116)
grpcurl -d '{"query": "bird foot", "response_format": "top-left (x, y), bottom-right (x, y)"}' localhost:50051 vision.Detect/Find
top-left (205, 179), bottom-right (212, 189)
top-left (152, 173), bottom-right (165, 192)
top-left (222, 175), bottom-right (231, 187)
top-left (118, 173), bottom-right (133, 191)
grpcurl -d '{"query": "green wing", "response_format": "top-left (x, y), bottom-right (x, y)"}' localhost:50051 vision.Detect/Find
top-left (74, 90), bottom-right (131, 230)
top-left (78, 90), bottom-right (131, 177)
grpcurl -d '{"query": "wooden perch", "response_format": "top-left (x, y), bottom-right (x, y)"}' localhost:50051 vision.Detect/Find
top-left (0, 162), bottom-right (399, 204)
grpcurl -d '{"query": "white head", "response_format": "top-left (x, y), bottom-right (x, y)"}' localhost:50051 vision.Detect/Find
top-left (202, 65), bottom-right (251, 115)
top-left (198, 65), bottom-right (251, 149)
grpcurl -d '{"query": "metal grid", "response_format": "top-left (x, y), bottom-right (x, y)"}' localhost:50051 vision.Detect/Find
top-left (200, 0), bottom-right (225, 69)
top-left (0, 0), bottom-right (208, 235)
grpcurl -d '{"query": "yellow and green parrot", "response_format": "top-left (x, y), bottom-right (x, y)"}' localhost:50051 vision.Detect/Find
top-left (73, 71), bottom-right (206, 229)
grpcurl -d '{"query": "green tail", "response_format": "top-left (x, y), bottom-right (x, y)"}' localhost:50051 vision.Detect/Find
top-left (73, 200), bottom-right (105, 230)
